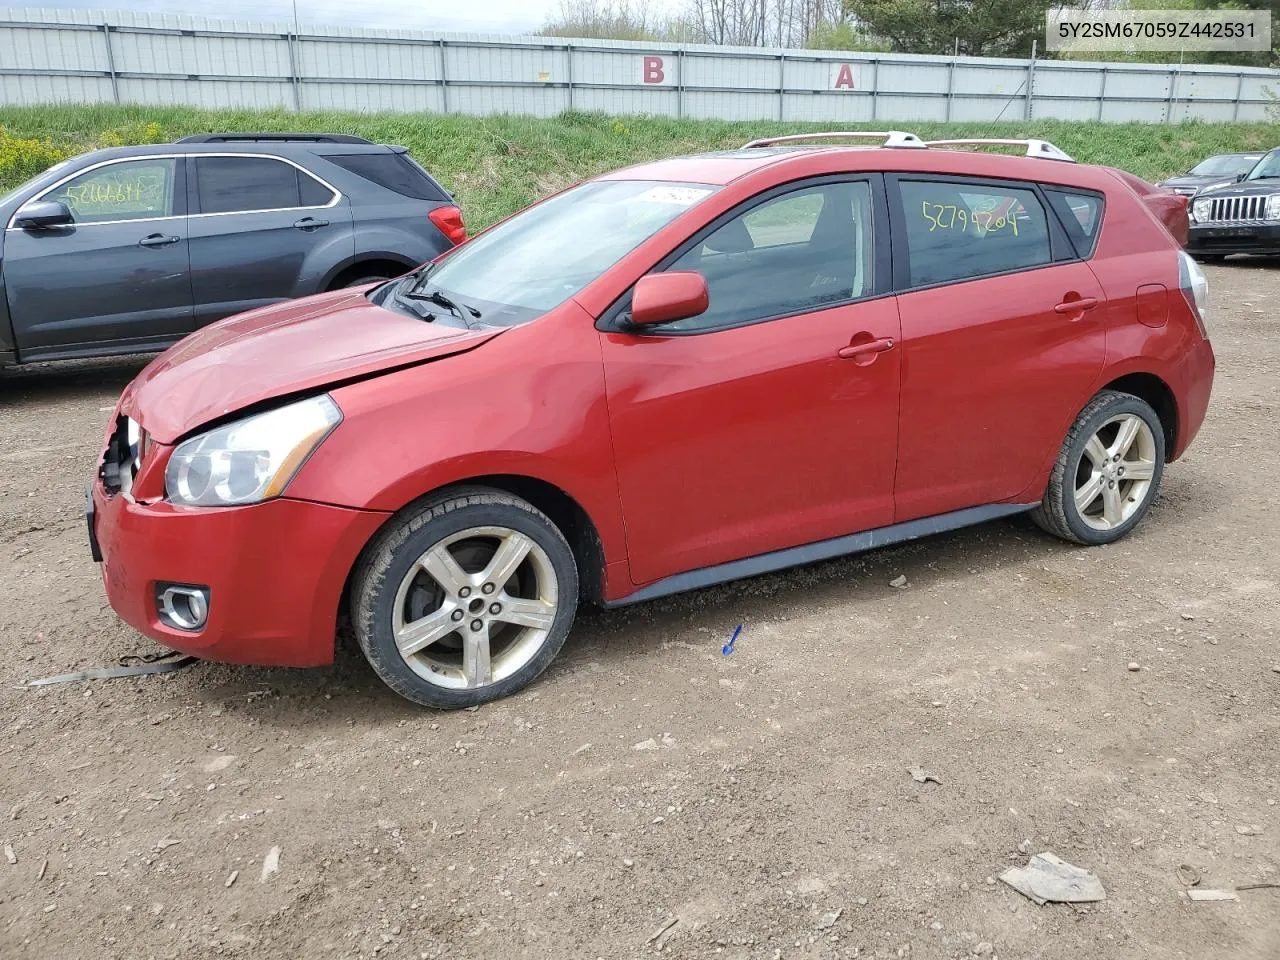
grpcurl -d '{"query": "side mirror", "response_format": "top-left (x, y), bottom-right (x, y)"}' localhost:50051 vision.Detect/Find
top-left (14, 199), bottom-right (73, 229)
top-left (1236, 172), bottom-right (1248, 182)
top-left (630, 271), bottom-right (709, 328)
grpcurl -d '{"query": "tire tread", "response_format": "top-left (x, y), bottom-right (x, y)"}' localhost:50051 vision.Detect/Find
top-left (1032, 389), bottom-right (1164, 545)
top-left (350, 486), bottom-right (575, 708)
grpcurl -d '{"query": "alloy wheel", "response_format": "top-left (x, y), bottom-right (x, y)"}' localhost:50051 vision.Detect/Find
top-left (1073, 413), bottom-right (1158, 531)
top-left (391, 525), bottom-right (558, 689)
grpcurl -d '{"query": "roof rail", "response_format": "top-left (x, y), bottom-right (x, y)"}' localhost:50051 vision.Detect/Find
top-left (922, 138), bottom-right (1075, 163)
top-left (175, 133), bottom-right (374, 144)
top-left (742, 131), bottom-right (927, 150)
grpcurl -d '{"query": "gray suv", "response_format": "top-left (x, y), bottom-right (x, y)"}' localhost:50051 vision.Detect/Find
top-left (0, 133), bottom-right (465, 367)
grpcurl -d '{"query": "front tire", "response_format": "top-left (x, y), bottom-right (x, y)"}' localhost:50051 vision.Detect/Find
top-left (1032, 390), bottom-right (1165, 545)
top-left (352, 488), bottom-right (578, 708)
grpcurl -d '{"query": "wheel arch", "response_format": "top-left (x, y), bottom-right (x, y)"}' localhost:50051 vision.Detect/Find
top-left (320, 252), bottom-right (420, 292)
top-left (1100, 371), bottom-right (1177, 458)
top-left (1016, 367), bottom-right (1180, 506)
top-left (340, 474), bottom-right (610, 627)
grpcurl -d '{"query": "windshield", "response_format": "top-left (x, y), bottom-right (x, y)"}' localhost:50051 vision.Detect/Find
top-left (0, 158), bottom-right (72, 209)
top-left (404, 179), bottom-right (718, 326)
top-left (1246, 152), bottom-right (1280, 181)
top-left (1189, 154), bottom-right (1259, 177)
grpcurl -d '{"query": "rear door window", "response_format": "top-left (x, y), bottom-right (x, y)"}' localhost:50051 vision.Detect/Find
top-left (896, 179), bottom-right (1052, 288)
top-left (194, 156), bottom-right (332, 214)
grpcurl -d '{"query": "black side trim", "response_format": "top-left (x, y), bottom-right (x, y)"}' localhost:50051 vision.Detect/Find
top-left (605, 502), bottom-right (1038, 608)
top-left (85, 485), bottom-right (103, 563)
top-left (176, 133), bottom-right (374, 144)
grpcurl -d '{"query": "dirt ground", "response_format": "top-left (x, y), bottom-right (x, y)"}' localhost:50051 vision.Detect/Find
top-left (1, 262), bottom-right (1277, 960)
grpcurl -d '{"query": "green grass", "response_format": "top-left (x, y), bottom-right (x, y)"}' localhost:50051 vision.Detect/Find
top-left (2, 105), bottom-right (1278, 229)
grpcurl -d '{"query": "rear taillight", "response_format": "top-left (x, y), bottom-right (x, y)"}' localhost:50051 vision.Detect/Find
top-left (1177, 250), bottom-right (1210, 338)
top-left (428, 205), bottom-right (467, 246)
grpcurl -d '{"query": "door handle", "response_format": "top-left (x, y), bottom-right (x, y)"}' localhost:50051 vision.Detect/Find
top-left (837, 337), bottom-right (896, 360)
top-left (138, 233), bottom-right (180, 248)
top-left (293, 217), bottom-right (329, 230)
top-left (1054, 296), bottom-right (1099, 315)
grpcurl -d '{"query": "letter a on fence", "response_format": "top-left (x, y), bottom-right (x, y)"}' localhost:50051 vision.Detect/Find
top-left (833, 63), bottom-right (856, 90)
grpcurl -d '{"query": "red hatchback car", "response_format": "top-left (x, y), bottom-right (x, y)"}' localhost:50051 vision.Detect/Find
top-left (89, 132), bottom-right (1215, 708)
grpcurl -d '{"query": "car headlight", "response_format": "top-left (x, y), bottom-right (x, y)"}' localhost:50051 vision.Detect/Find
top-left (1191, 197), bottom-right (1211, 223)
top-left (1266, 195), bottom-right (1280, 221)
top-left (165, 395), bottom-right (341, 507)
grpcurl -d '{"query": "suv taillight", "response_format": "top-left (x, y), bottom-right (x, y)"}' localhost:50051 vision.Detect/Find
top-left (1177, 250), bottom-right (1210, 338)
top-left (428, 205), bottom-right (467, 246)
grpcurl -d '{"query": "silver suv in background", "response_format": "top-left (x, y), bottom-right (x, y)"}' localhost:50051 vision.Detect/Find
top-left (0, 133), bottom-right (466, 367)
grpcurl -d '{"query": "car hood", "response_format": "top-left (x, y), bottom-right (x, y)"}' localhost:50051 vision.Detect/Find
top-left (1161, 175), bottom-right (1234, 192)
top-left (1196, 180), bottom-right (1280, 198)
top-left (120, 288), bottom-right (503, 443)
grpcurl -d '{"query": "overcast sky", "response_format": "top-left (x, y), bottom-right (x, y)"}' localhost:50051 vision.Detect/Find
top-left (45, 0), bottom-right (680, 33)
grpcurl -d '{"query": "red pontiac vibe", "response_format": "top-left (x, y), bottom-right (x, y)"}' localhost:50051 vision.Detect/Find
top-left (89, 133), bottom-right (1215, 708)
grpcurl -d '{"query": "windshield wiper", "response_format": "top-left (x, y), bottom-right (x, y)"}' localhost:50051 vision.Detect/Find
top-left (403, 273), bottom-right (483, 320)
top-left (402, 288), bottom-right (480, 319)
top-left (394, 295), bottom-right (439, 322)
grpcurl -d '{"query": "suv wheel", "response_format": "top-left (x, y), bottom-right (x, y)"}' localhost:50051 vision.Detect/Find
top-left (1032, 390), bottom-right (1165, 546)
top-left (341, 274), bottom-right (391, 289)
top-left (352, 488), bottom-right (578, 708)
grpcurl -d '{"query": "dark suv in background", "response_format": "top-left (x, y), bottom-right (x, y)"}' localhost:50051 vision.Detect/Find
top-left (0, 133), bottom-right (465, 366)
top-left (1186, 145), bottom-right (1280, 262)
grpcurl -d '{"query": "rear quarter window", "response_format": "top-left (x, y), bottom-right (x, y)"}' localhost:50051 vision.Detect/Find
top-left (325, 152), bottom-right (447, 201)
top-left (1044, 189), bottom-right (1104, 258)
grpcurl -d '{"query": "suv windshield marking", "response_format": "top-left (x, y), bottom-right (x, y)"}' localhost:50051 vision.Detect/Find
top-left (6, 153), bottom-right (186, 230)
top-left (7, 151), bottom-right (343, 230)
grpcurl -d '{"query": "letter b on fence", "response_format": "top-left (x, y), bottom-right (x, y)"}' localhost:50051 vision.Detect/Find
top-left (642, 56), bottom-right (665, 84)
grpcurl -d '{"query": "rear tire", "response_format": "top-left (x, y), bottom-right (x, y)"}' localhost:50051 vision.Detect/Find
top-left (1032, 390), bottom-right (1165, 546)
top-left (351, 487), bottom-right (578, 709)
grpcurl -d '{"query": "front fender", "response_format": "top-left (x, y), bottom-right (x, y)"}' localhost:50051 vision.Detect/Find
top-left (286, 301), bottom-right (628, 565)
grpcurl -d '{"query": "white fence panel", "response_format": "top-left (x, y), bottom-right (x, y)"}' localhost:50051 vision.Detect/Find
top-left (299, 38), bottom-right (439, 82)
top-left (573, 86), bottom-right (677, 116)
top-left (683, 54), bottom-right (778, 91)
top-left (117, 76), bottom-right (291, 109)
top-left (1, 7), bottom-right (1276, 125)
top-left (781, 93), bottom-right (873, 123)
top-left (875, 94), bottom-right (948, 122)
top-left (876, 61), bottom-right (949, 96)
top-left (0, 71), bottom-right (111, 103)
top-left (0, 23), bottom-right (102, 70)
top-left (302, 81), bottom-right (442, 114)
